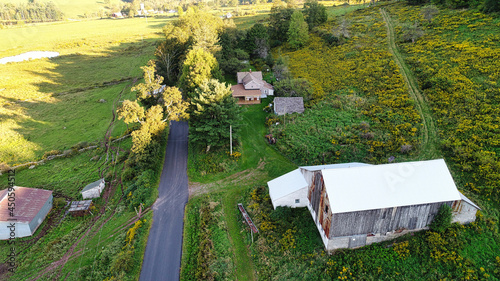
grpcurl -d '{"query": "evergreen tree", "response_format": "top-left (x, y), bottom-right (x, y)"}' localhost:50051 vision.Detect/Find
top-left (245, 23), bottom-right (269, 57)
top-left (303, 0), bottom-right (328, 29)
top-left (189, 79), bottom-right (242, 153)
top-left (268, 1), bottom-right (295, 46)
top-left (287, 10), bottom-right (309, 49)
top-left (483, 0), bottom-right (500, 13)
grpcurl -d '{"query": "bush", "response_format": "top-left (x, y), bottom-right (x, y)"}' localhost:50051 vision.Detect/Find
top-left (0, 162), bottom-right (10, 172)
top-left (430, 204), bottom-right (452, 233)
top-left (121, 167), bottom-right (136, 182)
top-left (53, 197), bottom-right (67, 209)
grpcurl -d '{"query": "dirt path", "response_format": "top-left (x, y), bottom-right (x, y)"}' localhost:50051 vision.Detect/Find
top-left (380, 8), bottom-right (440, 160)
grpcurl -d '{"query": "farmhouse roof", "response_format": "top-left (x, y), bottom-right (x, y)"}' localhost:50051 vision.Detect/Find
top-left (82, 178), bottom-right (104, 193)
top-left (274, 97), bottom-right (304, 115)
top-left (322, 159), bottom-right (462, 214)
top-left (231, 84), bottom-right (261, 97)
top-left (69, 200), bottom-right (93, 212)
top-left (0, 187), bottom-right (53, 223)
top-left (237, 71), bottom-right (263, 84)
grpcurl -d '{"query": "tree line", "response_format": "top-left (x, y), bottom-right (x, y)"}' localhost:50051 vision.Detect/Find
top-left (407, 0), bottom-right (499, 13)
top-left (0, 1), bottom-right (64, 24)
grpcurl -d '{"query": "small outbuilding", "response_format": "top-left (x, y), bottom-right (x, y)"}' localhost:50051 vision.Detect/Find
top-left (267, 159), bottom-right (480, 250)
top-left (68, 200), bottom-right (93, 217)
top-left (0, 186), bottom-right (53, 239)
top-left (81, 178), bottom-right (105, 199)
top-left (273, 97), bottom-right (304, 115)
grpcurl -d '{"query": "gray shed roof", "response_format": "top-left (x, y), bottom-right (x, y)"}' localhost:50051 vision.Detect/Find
top-left (69, 200), bottom-right (92, 212)
top-left (82, 178), bottom-right (104, 193)
top-left (274, 97), bottom-right (304, 115)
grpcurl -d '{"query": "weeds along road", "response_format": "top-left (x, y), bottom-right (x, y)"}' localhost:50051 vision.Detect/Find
top-left (140, 121), bottom-right (189, 281)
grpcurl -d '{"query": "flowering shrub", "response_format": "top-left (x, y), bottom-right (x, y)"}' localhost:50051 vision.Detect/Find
top-left (269, 7), bottom-right (421, 165)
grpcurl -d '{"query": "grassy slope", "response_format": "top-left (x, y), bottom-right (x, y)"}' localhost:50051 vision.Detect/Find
top-left (184, 2), bottom-right (500, 280)
top-left (0, 17), bottom-right (172, 164)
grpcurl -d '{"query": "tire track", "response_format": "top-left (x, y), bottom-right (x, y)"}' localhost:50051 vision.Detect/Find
top-left (380, 8), bottom-right (440, 159)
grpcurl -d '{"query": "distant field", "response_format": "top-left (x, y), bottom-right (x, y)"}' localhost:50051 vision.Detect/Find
top-left (0, 17), bottom-right (172, 164)
top-left (1, 0), bottom-right (109, 19)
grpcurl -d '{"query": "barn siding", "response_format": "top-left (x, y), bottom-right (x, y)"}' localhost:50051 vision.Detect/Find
top-left (451, 200), bottom-right (478, 224)
top-left (330, 201), bottom-right (453, 238)
top-left (28, 194), bottom-right (53, 235)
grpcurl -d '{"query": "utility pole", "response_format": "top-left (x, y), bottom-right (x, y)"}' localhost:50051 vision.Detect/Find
top-left (230, 125), bottom-right (232, 155)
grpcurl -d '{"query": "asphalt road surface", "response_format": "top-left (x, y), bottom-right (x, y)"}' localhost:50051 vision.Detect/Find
top-left (140, 121), bottom-right (189, 281)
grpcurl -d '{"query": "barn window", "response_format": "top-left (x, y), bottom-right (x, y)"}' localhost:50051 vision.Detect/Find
top-left (295, 199), bottom-right (300, 204)
top-left (324, 205), bottom-right (329, 214)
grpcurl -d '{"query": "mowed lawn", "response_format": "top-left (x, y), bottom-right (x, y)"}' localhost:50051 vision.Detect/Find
top-left (0, 17), bottom-right (173, 164)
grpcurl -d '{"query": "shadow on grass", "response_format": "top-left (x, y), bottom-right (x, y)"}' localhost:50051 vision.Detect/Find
top-left (0, 38), bottom-right (158, 164)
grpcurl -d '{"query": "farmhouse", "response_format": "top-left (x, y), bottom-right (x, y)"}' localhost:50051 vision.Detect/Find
top-left (273, 97), bottom-right (304, 115)
top-left (267, 159), bottom-right (480, 250)
top-left (81, 178), bottom-right (105, 199)
top-left (231, 71), bottom-right (274, 105)
top-left (0, 187), bottom-right (53, 239)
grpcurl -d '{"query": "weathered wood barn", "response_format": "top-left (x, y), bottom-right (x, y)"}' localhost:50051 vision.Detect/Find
top-left (267, 159), bottom-right (480, 250)
top-left (0, 186), bottom-right (53, 239)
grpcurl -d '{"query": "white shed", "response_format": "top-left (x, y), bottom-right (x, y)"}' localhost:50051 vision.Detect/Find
top-left (268, 169), bottom-right (308, 209)
top-left (81, 178), bottom-right (105, 199)
top-left (0, 186), bottom-right (53, 239)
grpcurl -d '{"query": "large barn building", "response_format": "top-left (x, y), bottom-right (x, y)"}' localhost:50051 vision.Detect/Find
top-left (0, 186), bottom-right (53, 239)
top-left (267, 159), bottom-right (480, 250)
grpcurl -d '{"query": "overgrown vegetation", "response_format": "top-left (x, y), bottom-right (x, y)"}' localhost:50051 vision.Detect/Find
top-left (183, 2), bottom-right (500, 280)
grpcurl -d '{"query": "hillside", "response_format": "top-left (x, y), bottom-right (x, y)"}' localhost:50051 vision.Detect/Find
top-left (182, 2), bottom-right (500, 280)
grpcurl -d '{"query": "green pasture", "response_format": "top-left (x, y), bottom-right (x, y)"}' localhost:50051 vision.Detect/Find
top-left (0, 17), bottom-right (172, 164)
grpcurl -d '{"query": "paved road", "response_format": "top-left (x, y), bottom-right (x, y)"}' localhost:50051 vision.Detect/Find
top-left (140, 121), bottom-right (189, 281)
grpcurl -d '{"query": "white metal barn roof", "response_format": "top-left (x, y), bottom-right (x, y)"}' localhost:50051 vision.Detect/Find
top-left (268, 169), bottom-right (308, 201)
top-left (322, 159), bottom-right (461, 214)
top-left (301, 162), bottom-right (371, 171)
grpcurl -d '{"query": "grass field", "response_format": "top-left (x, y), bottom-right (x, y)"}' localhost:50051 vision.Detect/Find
top-left (0, 17), bottom-right (173, 164)
top-left (1, 0), bottom-right (110, 19)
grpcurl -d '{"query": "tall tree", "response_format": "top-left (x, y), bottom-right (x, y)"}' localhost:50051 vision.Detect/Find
top-left (245, 23), bottom-right (269, 57)
top-left (163, 7), bottom-right (224, 54)
top-left (189, 79), bottom-right (242, 152)
top-left (155, 38), bottom-right (189, 85)
top-left (483, 0), bottom-right (500, 13)
top-left (268, 1), bottom-right (295, 46)
top-left (287, 10), bottom-right (309, 49)
top-left (131, 60), bottom-right (164, 107)
top-left (179, 48), bottom-right (219, 96)
top-left (303, 0), bottom-right (328, 29)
